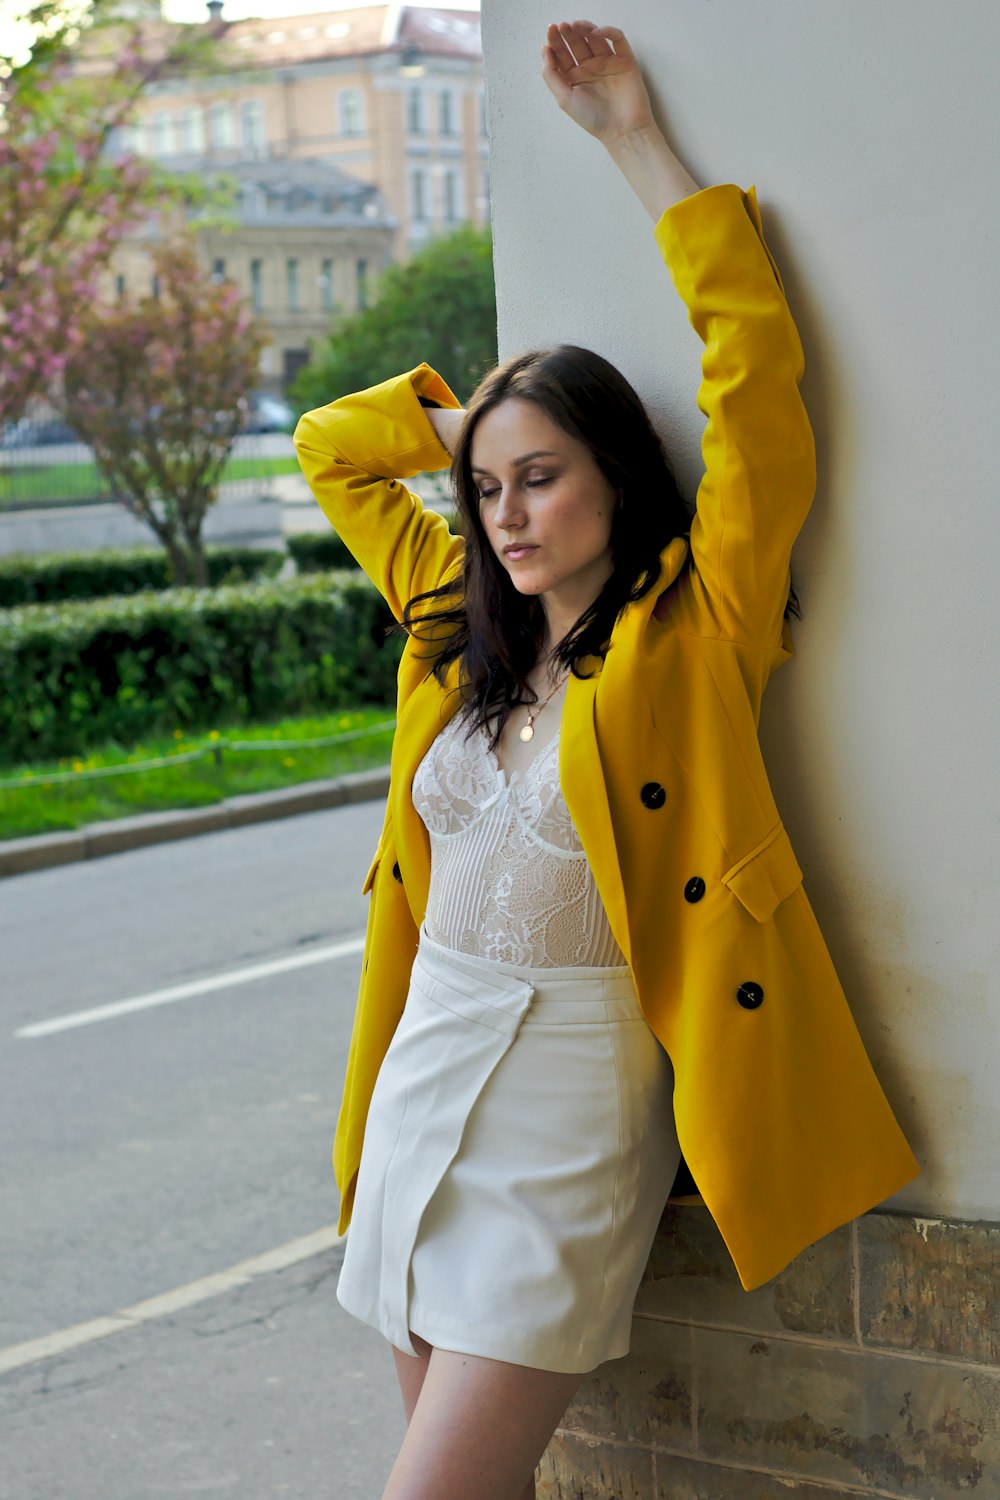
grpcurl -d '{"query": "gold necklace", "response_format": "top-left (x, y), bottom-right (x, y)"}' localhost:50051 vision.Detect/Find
top-left (518, 669), bottom-right (568, 743)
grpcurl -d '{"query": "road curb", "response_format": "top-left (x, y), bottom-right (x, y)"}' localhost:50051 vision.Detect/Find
top-left (0, 767), bottom-right (390, 879)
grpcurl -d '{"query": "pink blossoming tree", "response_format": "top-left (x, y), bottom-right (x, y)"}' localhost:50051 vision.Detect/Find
top-left (0, 2), bottom-right (218, 428)
top-left (62, 240), bottom-right (265, 586)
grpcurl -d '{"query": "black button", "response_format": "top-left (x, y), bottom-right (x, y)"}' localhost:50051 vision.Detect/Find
top-left (684, 876), bottom-right (706, 904)
top-left (392, 861), bottom-right (402, 883)
top-left (736, 981), bottom-right (764, 1010)
top-left (640, 781), bottom-right (666, 810)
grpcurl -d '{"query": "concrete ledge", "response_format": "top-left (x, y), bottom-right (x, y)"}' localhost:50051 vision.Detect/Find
top-left (0, 768), bottom-right (391, 880)
top-left (85, 805), bottom-right (231, 857)
top-left (0, 828), bottom-right (88, 876)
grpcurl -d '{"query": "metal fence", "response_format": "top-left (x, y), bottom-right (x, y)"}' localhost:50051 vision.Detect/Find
top-left (0, 720), bottom-right (397, 792)
top-left (0, 423), bottom-right (296, 513)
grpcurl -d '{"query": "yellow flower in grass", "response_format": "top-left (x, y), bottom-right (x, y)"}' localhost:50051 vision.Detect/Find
top-left (283, 756), bottom-right (295, 767)
top-left (72, 760), bottom-right (85, 772)
top-left (209, 730), bottom-right (220, 742)
top-left (173, 729), bottom-right (184, 740)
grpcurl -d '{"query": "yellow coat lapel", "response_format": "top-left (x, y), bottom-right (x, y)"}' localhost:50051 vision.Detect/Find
top-left (560, 663), bottom-right (631, 964)
top-left (388, 659), bottom-right (461, 925)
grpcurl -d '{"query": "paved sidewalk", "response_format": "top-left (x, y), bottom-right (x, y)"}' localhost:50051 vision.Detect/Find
top-left (0, 767), bottom-right (390, 879)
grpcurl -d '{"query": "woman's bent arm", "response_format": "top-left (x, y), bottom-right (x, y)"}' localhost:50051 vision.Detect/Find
top-left (294, 364), bottom-right (464, 621)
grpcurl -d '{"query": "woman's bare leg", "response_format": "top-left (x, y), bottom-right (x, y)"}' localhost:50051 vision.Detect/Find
top-left (381, 1345), bottom-right (582, 1500)
top-left (392, 1333), bottom-right (433, 1424)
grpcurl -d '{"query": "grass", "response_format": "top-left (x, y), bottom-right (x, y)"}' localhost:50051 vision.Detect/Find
top-left (0, 707), bottom-right (395, 843)
top-left (0, 454), bottom-right (301, 509)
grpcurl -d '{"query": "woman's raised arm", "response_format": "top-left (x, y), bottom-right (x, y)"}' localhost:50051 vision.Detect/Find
top-left (541, 21), bottom-right (700, 218)
top-left (541, 21), bottom-right (815, 647)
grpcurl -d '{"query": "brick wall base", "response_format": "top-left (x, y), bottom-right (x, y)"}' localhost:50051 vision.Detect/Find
top-left (537, 1207), bottom-right (1000, 1499)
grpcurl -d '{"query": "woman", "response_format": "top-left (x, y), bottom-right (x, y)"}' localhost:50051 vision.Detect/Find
top-left (294, 21), bottom-right (919, 1500)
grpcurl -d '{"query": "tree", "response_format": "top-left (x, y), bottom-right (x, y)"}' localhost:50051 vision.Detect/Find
top-left (0, 1), bottom-right (217, 428)
top-left (62, 240), bottom-right (265, 586)
top-left (292, 223), bottom-right (498, 413)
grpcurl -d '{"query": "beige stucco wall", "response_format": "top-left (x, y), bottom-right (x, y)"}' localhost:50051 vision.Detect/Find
top-left (482, 0), bottom-right (999, 1221)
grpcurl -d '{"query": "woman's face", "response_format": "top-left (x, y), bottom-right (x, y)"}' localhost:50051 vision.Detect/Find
top-left (470, 397), bottom-right (617, 619)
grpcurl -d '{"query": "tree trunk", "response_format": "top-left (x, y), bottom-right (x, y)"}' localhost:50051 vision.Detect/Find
top-left (188, 537), bottom-right (208, 588)
top-left (165, 538), bottom-right (191, 587)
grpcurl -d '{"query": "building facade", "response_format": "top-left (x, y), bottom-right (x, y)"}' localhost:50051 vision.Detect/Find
top-left (112, 6), bottom-right (486, 392)
top-left (110, 156), bottom-right (395, 391)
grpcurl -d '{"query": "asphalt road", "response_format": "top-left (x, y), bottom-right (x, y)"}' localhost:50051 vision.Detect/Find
top-left (0, 800), bottom-right (406, 1500)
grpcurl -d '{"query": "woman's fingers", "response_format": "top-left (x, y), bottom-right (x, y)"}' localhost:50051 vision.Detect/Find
top-left (545, 21), bottom-right (578, 73)
top-left (584, 24), bottom-right (635, 60)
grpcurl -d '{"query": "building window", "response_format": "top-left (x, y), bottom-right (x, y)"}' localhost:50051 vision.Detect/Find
top-left (151, 273), bottom-right (161, 301)
top-left (208, 102), bottom-right (235, 151)
top-left (283, 348), bottom-right (309, 388)
top-left (406, 87), bottom-right (424, 135)
top-left (411, 168), bottom-right (427, 222)
top-left (338, 89), bottom-right (364, 138)
top-left (442, 169), bottom-right (459, 223)
top-left (242, 183), bottom-right (267, 217)
top-left (115, 274), bottom-right (126, 301)
top-left (356, 258), bottom-right (369, 309)
top-left (179, 108), bottom-right (204, 153)
top-left (286, 257), bottom-right (300, 312)
top-left (250, 258), bottom-right (264, 313)
top-left (241, 100), bottom-right (265, 153)
top-left (438, 89), bottom-right (455, 137)
top-left (116, 121), bottom-right (141, 155)
top-left (211, 257), bottom-right (226, 284)
top-left (320, 258), bottom-right (334, 313)
top-left (152, 112), bottom-right (174, 156)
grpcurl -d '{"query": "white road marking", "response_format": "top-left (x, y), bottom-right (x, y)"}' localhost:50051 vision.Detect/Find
top-left (15, 935), bottom-right (366, 1039)
top-left (0, 1225), bottom-right (344, 1376)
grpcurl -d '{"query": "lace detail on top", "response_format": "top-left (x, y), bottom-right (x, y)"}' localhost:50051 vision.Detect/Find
top-left (412, 711), bottom-right (626, 968)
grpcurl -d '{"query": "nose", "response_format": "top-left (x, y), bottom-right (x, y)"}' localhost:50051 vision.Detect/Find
top-left (494, 484), bottom-right (525, 531)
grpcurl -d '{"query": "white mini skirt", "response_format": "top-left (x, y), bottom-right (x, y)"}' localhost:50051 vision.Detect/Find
top-left (336, 928), bottom-right (680, 1374)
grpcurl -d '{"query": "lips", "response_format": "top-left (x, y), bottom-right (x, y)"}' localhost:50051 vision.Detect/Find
top-left (503, 544), bottom-right (538, 560)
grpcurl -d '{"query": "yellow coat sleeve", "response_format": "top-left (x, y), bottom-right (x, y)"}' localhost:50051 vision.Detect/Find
top-left (655, 184), bottom-right (817, 647)
top-left (293, 363), bottom-right (465, 622)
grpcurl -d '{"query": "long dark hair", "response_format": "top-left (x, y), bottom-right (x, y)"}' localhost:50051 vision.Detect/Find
top-left (400, 344), bottom-right (692, 748)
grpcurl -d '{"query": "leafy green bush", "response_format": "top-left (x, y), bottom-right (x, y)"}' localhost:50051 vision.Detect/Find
top-left (0, 545), bottom-right (285, 607)
top-left (0, 571), bottom-right (400, 765)
top-left (291, 224), bottom-right (497, 411)
top-left (286, 532), bottom-right (359, 573)
top-left (287, 510), bottom-right (458, 575)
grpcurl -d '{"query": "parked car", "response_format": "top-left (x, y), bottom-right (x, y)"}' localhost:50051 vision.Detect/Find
top-left (244, 393), bottom-right (295, 434)
top-left (0, 416), bottom-right (82, 448)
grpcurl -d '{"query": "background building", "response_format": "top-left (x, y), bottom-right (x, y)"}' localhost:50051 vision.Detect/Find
top-left (111, 156), bottom-right (395, 390)
top-left (113, 6), bottom-right (485, 391)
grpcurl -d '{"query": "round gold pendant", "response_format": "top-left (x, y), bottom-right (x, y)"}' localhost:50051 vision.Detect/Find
top-left (519, 723), bottom-right (535, 743)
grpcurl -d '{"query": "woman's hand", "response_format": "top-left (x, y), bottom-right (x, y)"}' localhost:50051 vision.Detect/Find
top-left (425, 405), bottom-right (465, 457)
top-left (541, 19), bottom-right (701, 219)
top-left (541, 21), bottom-right (655, 145)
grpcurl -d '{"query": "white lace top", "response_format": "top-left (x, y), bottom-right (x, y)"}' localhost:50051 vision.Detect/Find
top-left (412, 709), bottom-right (626, 968)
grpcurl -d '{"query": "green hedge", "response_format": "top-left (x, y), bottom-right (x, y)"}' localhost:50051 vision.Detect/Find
top-left (286, 531), bottom-right (359, 573)
top-left (287, 512), bottom-right (458, 576)
top-left (0, 571), bottom-right (401, 765)
top-left (0, 545), bottom-right (285, 608)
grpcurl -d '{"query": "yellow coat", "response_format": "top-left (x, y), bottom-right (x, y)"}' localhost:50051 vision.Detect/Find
top-left (294, 183), bottom-right (919, 1292)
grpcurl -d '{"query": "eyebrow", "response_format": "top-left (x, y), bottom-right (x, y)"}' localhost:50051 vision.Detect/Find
top-left (470, 450), bottom-right (559, 474)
